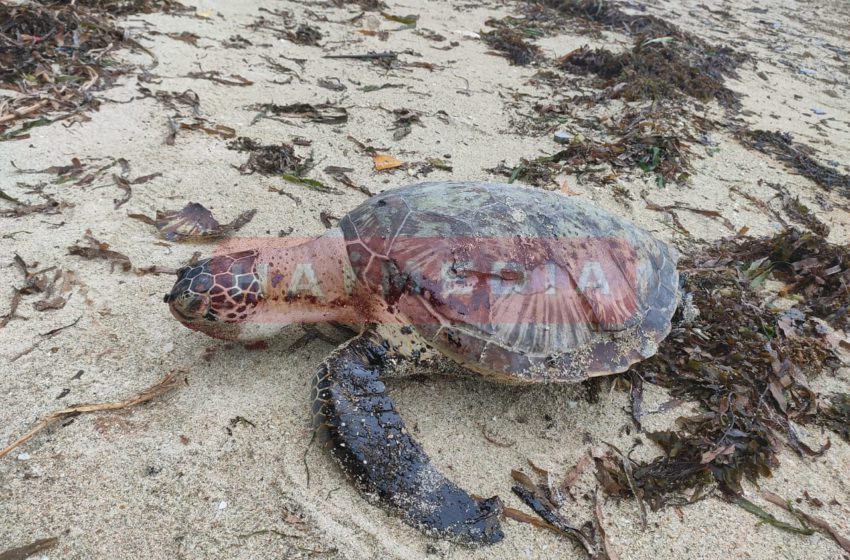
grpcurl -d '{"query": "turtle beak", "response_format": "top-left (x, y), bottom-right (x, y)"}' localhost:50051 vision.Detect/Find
top-left (176, 294), bottom-right (210, 321)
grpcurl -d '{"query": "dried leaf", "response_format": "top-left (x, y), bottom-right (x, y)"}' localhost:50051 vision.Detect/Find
top-left (153, 203), bottom-right (257, 242)
top-left (373, 153), bottom-right (404, 171)
top-left (68, 232), bottom-right (132, 271)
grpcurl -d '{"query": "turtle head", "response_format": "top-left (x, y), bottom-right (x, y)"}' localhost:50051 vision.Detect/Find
top-left (164, 250), bottom-right (274, 341)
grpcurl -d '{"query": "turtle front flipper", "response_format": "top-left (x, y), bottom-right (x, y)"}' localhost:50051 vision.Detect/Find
top-left (311, 330), bottom-right (504, 545)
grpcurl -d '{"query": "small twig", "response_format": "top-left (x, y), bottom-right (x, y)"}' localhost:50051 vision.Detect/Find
top-left (478, 422), bottom-right (516, 448)
top-left (0, 537), bottom-right (59, 560)
top-left (603, 441), bottom-right (647, 530)
top-left (0, 371), bottom-right (182, 460)
top-left (594, 489), bottom-right (620, 560)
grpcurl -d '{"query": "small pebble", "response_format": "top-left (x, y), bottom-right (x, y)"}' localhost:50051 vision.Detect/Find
top-left (811, 107), bottom-right (826, 115)
top-left (799, 68), bottom-right (817, 75)
top-left (218, 501), bottom-right (227, 510)
top-left (17, 452), bottom-right (30, 461)
top-left (554, 131), bottom-right (573, 144)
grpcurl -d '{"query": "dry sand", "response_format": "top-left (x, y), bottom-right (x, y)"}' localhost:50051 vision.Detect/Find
top-left (1, 0), bottom-right (849, 559)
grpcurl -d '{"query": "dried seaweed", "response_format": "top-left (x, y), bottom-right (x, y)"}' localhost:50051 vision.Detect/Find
top-left (557, 40), bottom-right (742, 107)
top-left (167, 117), bottom-right (236, 145)
top-left (68, 232), bottom-right (133, 270)
top-left (289, 24), bottom-right (322, 46)
top-left (642, 193), bottom-right (735, 233)
top-left (598, 229), bottom-right (850, 511)
top-left (0, 1), bottom-right (177, 134)
top-left (817, 393), bottom-right (850, 441)
top-left (781, 194), bottom-right (829, 238)
top-left (481, 25), bottom-right (542, 66)
top-left (332, 0), bottom-right (387, 11)
top-left (744, 130), bottom-right (850, 195)
top-left (734, 496), bottom-right (814, 535)
top-left (511, 470), bottom-right (596, 555)
top-left (248, 102), bottom-right (348, 125)
top-left (282, 175), bottom-right (340, 195)
top-left (246, 9), bottom-right (323, 46)
top-left (0, 196), bottom-right (70, 218)
top-left (185, 70), bottom-right (254, 86)
top-left (45, 0), bottom-right (188, 17)
top-left (489, 108), bottom-right (695, 188)
top-left (390, 107), bottom-right (422, 140)
top-left (762, 490), bottom-right (850, 552)
top-left (227, 136), bottom-right (303, 175)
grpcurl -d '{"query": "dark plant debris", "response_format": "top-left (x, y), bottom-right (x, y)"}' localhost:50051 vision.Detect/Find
top-left (0, 1), bottom-right (180, 137)
top-left (488, 1), bottom-right (747, 107)
top-left (556, 39), bottom-right (743, 107)
top-left (227, 136), bottom-right (303, 175)
top-left (333, 0), bottom-right (387, 11)
top-left (247, 9), bottom-right (323, 46)
top-left (744, 130), bottom-right (850, 195)
top-left (489, 106), bottom-right (696, 188)
top-left (481, 23), bottom-right (543, 66)
top-left (68, 231), bottom-right (133, 271)
top-left (511, 469), bottom-right (596, 556)
top-left (593, 228), bottom-right (850, 514)
top-left (0, 255), bottom-right (76, 328)
top-left (248, 103), bottom-right (348, 125)
top-left (185, 70), bottom-right (254, 87)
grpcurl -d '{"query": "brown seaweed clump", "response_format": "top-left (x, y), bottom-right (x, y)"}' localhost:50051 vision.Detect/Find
top-left (745, 130), bottom-right (850, 195)
top-left (557, 39), bottom-right (743, 107)
top-left (481, 22), bottom-right (543, 66)
top-left (227, 137), bottom-right (303, 176)
top-left (490, 106), bottom-right (696, 187)
top-left (0, 1), bottom-right (184, 139)
top-left (43, 0), bottom-right (186, 16)
top-left (611, 229), bottom-right (850, 508)
top-left (508, 0), bottom-right (746, 107)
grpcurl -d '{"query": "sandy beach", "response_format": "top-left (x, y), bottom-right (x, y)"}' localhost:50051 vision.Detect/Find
top-left (1, 0), bottom-right (849, 558)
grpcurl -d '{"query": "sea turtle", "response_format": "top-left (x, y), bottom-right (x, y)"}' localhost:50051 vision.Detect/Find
top-left (164, 181), bottom-right (679, 545)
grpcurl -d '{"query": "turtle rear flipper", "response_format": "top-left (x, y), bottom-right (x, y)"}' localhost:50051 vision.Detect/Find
top-left (311, 331), bottom-right (504, 545)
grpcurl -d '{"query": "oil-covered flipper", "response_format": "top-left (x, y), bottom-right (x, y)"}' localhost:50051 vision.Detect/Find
top-left (311, 330), bottom-right (504, 545)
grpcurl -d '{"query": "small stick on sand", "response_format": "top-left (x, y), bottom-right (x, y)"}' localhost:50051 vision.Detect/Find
top-left (595, 489), bottom-right (620, 560)
top-left (0, 371), bottom-right (182, 460)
